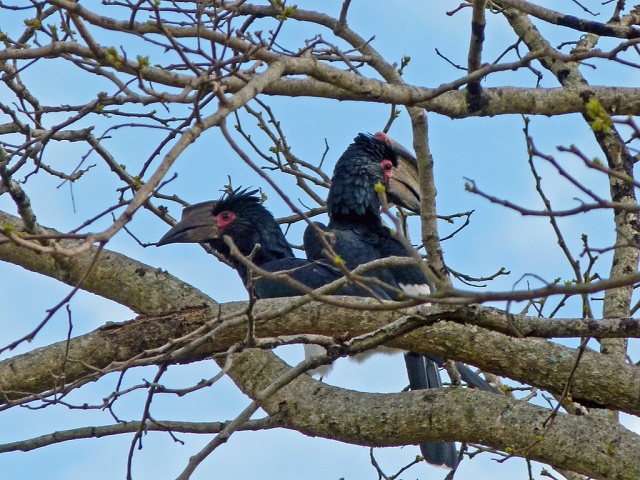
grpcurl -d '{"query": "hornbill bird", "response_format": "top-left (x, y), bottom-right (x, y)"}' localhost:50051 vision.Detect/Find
top-left (157, 188), bottom-right (387, 299)
top-left (304, 132), bottom-right (497, 469)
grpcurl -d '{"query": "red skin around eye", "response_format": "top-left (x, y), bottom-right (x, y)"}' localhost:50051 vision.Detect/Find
top-left (216, 210), bottom-right (236, 229)
top-left (380, 159), bottom-right (394, 180)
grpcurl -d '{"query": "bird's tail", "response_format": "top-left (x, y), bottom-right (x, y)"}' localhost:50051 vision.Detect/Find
top-left (403, 352), bottom-right (458, 469)
top-left (419, 443), bottom-right (458, 471)
top-left (426, 355), bottom-right (498, 393)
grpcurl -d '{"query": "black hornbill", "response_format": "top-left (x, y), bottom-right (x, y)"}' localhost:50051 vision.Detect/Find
top-left (157, 188), bottom-right (386, 299)
top-left (304, 132), bottom-right (496, 469)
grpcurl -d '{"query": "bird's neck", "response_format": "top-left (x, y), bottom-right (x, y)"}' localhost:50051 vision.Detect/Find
top-left (211, 230), bottom-right (294, 286)
top-left (327, 166), bottom-right (384, 225)
top-left (328, 211), bottom-right (383, 229)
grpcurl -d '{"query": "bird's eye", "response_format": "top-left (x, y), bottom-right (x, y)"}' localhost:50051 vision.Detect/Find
top-left (381, 159), bottom-right (394, 171)
top-left (216, 210), bottom-right (236, 227)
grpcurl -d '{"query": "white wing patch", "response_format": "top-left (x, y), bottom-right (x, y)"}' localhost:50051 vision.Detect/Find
top-left (399, 282), bottom-right (431, 297)
top-left (304, 344), bottom-right (334, 378)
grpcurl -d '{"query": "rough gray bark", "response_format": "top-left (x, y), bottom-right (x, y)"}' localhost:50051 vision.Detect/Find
top-left (3, 298), bottom-right (639, 478)
top-left (0, 210), bottom-right (214, 314)
top-left (226, 349), bottom-right (640, 480)
top-left (3, 297), bottom-right (640, 416)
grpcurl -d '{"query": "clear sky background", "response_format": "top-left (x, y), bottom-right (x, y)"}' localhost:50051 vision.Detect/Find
top-left (1, 1), bottom-right (638, 479)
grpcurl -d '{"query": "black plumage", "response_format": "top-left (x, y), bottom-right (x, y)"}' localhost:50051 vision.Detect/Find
top-left (157, 188), bottom-right (381, 300)
top-left (304, 133), bottom-right (429, 297)
top-left (304, 132), bottom-right (496, 469)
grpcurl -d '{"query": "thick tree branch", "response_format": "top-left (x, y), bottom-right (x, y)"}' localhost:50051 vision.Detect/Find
top-left (3, 301), bottom-right (640, 415)
top-left (226, 349), bottom-right (639, 480)
top-left (4, 11), bottom-right (640, 118)
top-left (494, 0), bottom-right (640, 39)
top-left (0, 210), bottom-right (213, 315)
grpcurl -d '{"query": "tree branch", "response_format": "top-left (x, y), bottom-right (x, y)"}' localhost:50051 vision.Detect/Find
top-left (3, 301), bottom-right (640, 415)
top-left (0, 210), bottom-right (213, 315)
top-left (226, 349), bottom-right (640, 480)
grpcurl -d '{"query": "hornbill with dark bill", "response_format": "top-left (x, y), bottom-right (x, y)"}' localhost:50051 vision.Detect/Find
top-left (157, 188), bottom-right (387, 299)
top-left (304, 132), bottom-right (497, 469)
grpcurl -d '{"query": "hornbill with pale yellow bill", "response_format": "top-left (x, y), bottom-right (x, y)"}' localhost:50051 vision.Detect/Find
top-left (303, 132), bottom-right (497, 469)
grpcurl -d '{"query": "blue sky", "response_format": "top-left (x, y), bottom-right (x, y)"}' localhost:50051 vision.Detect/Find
top-left (0, 1), bottom-right (636, 478)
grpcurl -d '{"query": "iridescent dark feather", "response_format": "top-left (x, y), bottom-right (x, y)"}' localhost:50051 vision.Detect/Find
top-left (304, 132), bottom-right (497, 470)
top-left (158, 188), bottom-right (386, 299)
